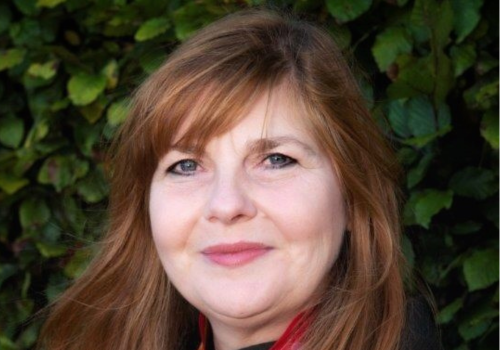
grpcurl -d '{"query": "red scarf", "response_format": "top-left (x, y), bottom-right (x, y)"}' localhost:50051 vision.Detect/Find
top-left (197, 312), bottom-right (308, 350)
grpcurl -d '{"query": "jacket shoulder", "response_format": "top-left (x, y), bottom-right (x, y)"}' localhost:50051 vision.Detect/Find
top-left (401, 296), bottom-right (442, 350)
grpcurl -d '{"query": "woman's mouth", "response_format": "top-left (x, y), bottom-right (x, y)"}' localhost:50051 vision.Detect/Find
top-left (201, 242), bottom-right (273, 267)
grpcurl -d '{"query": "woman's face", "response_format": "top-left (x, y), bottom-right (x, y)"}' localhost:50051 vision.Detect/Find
top-left (149, 87), bottom-right (346, 329)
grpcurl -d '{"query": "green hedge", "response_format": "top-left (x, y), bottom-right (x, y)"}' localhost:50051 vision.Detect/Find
top-left (0, 0), bottom-right (497, 349)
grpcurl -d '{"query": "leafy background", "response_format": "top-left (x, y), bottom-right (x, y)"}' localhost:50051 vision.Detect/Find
top-left (0, 0), bottom-right (497, 349)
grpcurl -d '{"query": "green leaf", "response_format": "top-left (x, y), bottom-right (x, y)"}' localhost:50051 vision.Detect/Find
top-left (433, 51), bottom-right (454, 104)
top-left (397, 147), bottom-right (418, 166)
top-left (458, 298), bottom-right (499, 339)
top-left (407, 153), bottom-right (433, 188)
top-left (37, 155), bottom-right (89, 192)
top-left (107, 99), bottom-right (130, 126)
top-left (64, 248), bottom-right (92, 279)
top-left (449, 167), bottom-right (497, 200)
top-left (67, 73), bottom-right (107, 106)
top-left (36, 0), bottom-right (66, 8)
top-left (358, 77), bottom-right (373, 109)
top-left (61, 196), bottom-right (86, 235)
top-left (463, 248), bottom-right (499, 291)
top-left (481, 110), bottom-right (499, 149)
top-left (372, 27), bottom-right (412, 72)
top-left (407, 96), bottom-right (436, 136)
top-left (45, 273), bottom-right (69, 302)
top-left (464, 78), bottom-right (499, 111)
top-left (387, 55), bottom-right (434, 99)
top-left (78, 98), bottom-right (106, 124)
top-left (459, 318), bottom-right (491, 341)
top-left (139, 50), bottom-right (166, 74)
top-left (27, 61), bottom-right (58, 80)
top-left (0, 48), bottom-right (26, 71)
top-left (437, 298), bottom-right (463, 324)
top-left (0, 173), bottom-right (29, 195)
top-left (13, 0), bottom-right (40, 16)
top-left (450, 44), bottom-right (477, 77)
top-left (174, 3), bottom-right (217, 41)
top-left (101, 60), bottom-right (119, 89)
top-left (73, 119), bottom-right (100, 156)
top-left (327, 0), bottom-right (372, 23)
top-left (406, 189), bottom-right (453, 228)
top-left (434, 0), bottom-right (454, 49)
top-left (24, 119), bottom-right (50, 148)
top-left (437, 103), bottom-right (452, 130)
top-left (404, 106), bottom-right (450, 147)
top-left (0, 336), bottom-right (18, 350)
top-left (17, 322), bottom-right (39, 348)
top-left (135, 17), bottom-right (171, 42)
top-left (452, 0), bottom-right (484, 43)
top-left (9, 19), bottom-right (42, 47)
top-left (35, 242), bottom-right (67, 258)
top-left (19, 197), bottom-right (51, 229)
top-left (38, 223), bottom-right (62, 244)
top-left (0, 116), bottom-right (24, 148)
top-left (407, 20), bottom-right (430, 45)
top-left (76, 171), bottom-right (109, 203)
top-left (475, 80), bottom-right (498, 111)
top-left (411, 0), bottom-right (438, 28)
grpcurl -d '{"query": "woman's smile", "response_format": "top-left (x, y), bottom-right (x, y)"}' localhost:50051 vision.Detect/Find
top-left (201, 241), bottom-right (274, 267)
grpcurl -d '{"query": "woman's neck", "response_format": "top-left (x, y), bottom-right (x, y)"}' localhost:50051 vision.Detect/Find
top-left (209, 315), bottom-right (290, 350)
top-left (202, 309), bottom-right (310, 350)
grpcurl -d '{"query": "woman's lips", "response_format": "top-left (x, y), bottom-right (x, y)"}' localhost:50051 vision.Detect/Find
top-left (201, 242), bottom-right (272, 267)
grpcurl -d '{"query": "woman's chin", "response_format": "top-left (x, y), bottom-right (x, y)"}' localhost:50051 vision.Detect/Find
top-left (205, 297), bottom-right (272, 319)
top-left (198, 289), bottom-right (279, 321)
top-left (183, 262), bottom-right (291, 320)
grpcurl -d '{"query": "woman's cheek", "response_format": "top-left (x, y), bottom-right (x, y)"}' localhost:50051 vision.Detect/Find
top-left (149, 183), bottom-right (199, 250)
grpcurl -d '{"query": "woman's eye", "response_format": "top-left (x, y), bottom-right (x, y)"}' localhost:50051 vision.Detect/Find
top-left (263, 153), bottom-right (297, 169)
top-left (167, 159), bottom-right (199, 176)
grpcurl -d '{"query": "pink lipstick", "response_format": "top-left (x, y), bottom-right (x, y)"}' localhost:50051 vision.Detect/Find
top-left (201, 242), bottom-right (272, 267)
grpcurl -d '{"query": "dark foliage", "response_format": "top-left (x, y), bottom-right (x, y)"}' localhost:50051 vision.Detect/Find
top-left (0, 0), bottom-right (497, 349)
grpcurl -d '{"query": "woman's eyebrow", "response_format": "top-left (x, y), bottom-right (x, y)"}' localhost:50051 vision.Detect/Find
top-left (169, 144), bottom-right (204, 156)
top-left (247, 136), bottom-right (317, 155)
top-left (168, 136), bottom-right (317, 156)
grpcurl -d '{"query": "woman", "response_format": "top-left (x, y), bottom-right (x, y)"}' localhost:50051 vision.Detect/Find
top-left (39, 8), bottom-right (440, 350)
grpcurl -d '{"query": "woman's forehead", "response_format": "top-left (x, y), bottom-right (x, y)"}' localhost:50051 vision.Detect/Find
top-left (169, 81), bottom-right (312, 148)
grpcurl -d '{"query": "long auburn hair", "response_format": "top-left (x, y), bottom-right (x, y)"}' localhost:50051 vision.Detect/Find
top-left (39, 8), bottom-right (406, 350)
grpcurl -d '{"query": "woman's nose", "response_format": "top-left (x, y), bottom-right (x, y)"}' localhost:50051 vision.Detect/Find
top-left (204, 173), bottom-right (257, 225)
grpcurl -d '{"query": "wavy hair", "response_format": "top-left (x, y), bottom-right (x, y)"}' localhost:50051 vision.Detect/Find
top-left (39, 8), bottom-right (406, 350)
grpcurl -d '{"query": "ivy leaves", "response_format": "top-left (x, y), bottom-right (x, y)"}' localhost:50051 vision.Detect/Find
top-left (135, 17), bottom-right (171, 42)
top-left (372, 27), bottom-right (412, 72)
top-left (67, 74), bottom-right (107, 106)
top-left (0, 49), bottom-right (26, 71)
top-left (365, 0), bottom-right (497, 347)
top-left (327, 0), bottom-right (372, 23)
top-left (0, 1), bottom-right (497, 349)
